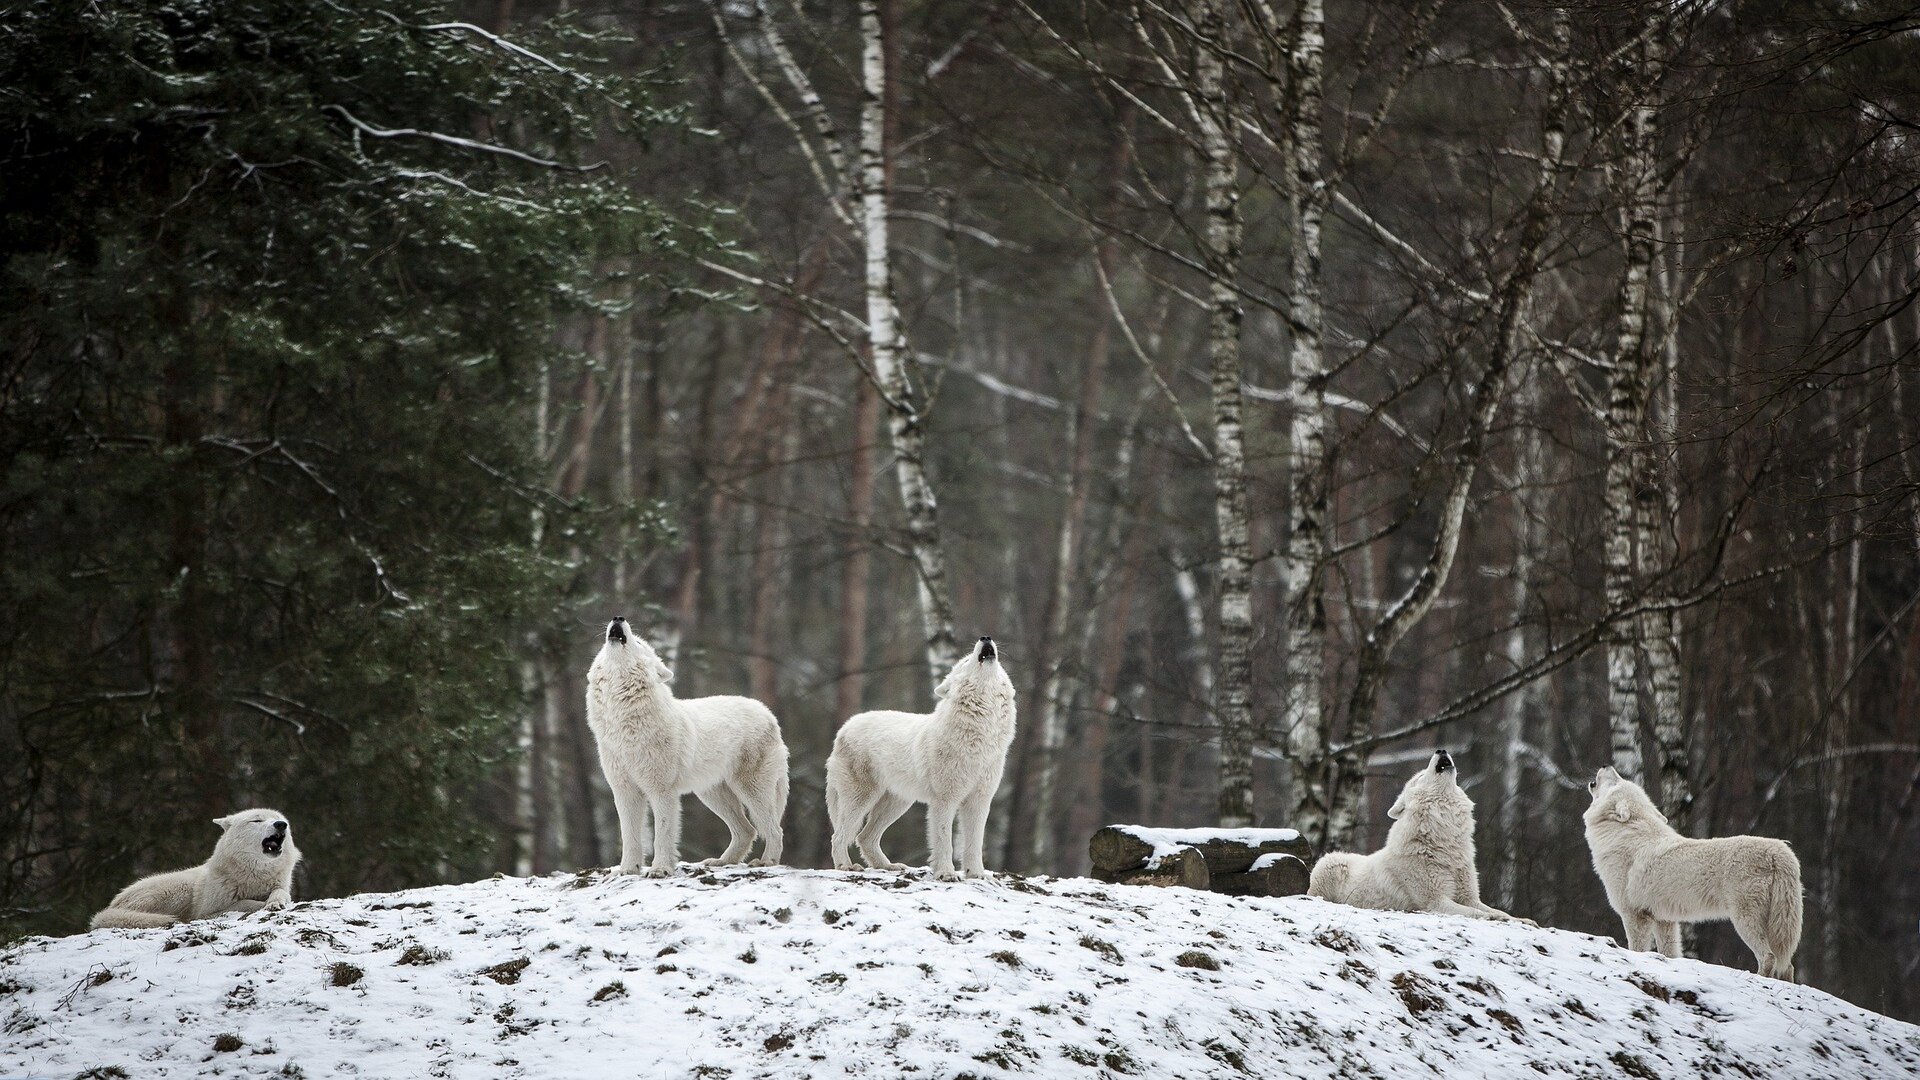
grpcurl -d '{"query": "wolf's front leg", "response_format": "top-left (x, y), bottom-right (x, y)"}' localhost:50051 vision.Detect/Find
top-left (611, 785), bottom-right (651, 874)
top-left (926, 800), bottom-right (960, 880)
top-left (645, 793), bottom-right (682, 877)
top-left (958, 788), bottom-right (994, 879)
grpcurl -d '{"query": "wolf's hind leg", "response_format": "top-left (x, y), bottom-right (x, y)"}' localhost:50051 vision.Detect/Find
top-left (698, 784), bottom-right (754, 865)
top-left (1652, 921), bottom-right (1682, 958)
top-left (90, 908), bottom-right (179, 930)
top-left (1622, 911), bottom-right (1658, 952)
top-left (857, 793), bottom-right (913, 871)
top-left (1430, 898), bottom-right (1514, 920)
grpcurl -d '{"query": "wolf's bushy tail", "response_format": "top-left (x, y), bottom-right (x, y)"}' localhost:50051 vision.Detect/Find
top-left (1761, 844), bottom-right (1803, 982)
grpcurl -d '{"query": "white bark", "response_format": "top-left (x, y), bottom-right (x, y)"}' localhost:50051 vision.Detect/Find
top-left (1642, 204), bottom-right (1688, 822)
top-left (1277, 0), bottom-right (1332, 843)
top-left (1605, 28), bottom-right (1664, 785)
top-left (860, 0), bottom-right (959, 694)
top-left (1496, 371), bottom-right (1547, 909)
top-left (1193, 0), bottom-right (1255, 828)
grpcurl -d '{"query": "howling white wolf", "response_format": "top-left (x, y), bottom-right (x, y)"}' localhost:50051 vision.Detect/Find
top-left (90, 810), bottom-right (300, 929)
top-left (585, 616), bottom-right (788, 876)
top-left (1584, 766), bottom-right (1802, 980)
top-left (826, 637), bottom-right (1016, 880)
top-left (1309, 750), bottom-right (1525, 921)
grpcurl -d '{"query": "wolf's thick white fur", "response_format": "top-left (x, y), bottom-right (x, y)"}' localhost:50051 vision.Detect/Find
top-left (90, 810), bottom-right (300, 930)
top-left (826, 638), bottom-right (1015, 880)
top-left (1309, 751), bottom-right (1523, 921)
top-left (585, 618), bottom-right (789, 876)
top-left (1584, 767), bottom-right (1801, 980)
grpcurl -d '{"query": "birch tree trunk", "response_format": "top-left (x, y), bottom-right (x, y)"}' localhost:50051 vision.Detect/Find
top-left (1278, 0), bottom-right (1332, 847)
top-left (860, 0), bottom-right (959, 694)
top-left (1193, 0), bottom-right (1255, 828)
top-left (1642, 203), bottom-right (1689, 822)
top-left (1605, 27), bottom-right (1663, 785)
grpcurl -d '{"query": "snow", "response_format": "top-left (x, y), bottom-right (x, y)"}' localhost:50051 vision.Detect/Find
top-left (3, 867), bottom-right (1915, 1079)
top-left (1248, 853), bottom-right (1305, 873)
top-left (1112, 826), bottom-right (1301, 868)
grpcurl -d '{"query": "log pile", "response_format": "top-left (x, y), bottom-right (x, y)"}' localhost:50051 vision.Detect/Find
top-left (1089, 826), bottom-right (1313, 898)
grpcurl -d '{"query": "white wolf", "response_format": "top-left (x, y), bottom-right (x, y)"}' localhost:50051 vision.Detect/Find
top-left (1584, 766), bottom-right (1802, 980)
top-left (1308, 750), bottom-right (1525, 921)
top-left (826, 637), bottom-right (1015, 880)
top-left (90, 810), bottom-right (300, 929)
top-left (585, 616), bottom-right (788, 876)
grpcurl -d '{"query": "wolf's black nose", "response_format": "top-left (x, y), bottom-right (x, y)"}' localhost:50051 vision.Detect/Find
top-left (977, 636), bottom-right (996, 661)
top-left (607, 617), bottom-right (628, 644)
top-left (1434, 749), bottom-right (1454, 771)
top-left (273, 820), bottom-right (288, 834)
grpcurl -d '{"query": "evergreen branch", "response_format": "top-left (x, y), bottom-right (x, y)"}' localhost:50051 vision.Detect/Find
top-left (321, 105), bottom-right (605, 172)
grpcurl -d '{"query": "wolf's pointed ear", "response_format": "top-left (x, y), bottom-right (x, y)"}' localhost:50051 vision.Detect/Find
top-left (1387, 792), bottom-right (1408, 820)
top-left (934, 669), bottom-right (957, 701)
top-left (1608, 800), bottom-right (1632, 823)
top-left (213, 815), bottom-right (234, 830)
top-left (652, 657), bottom-right (675, 685)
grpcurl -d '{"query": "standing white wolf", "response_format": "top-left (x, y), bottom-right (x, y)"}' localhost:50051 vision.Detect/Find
top-left (90, 810), bottom-right (300, 929)
top-left (1584, 766), bottom-right (1801, 980)
top-left (585, 616), bottom-right (788, 876)
top-left (1308, 750), bottom-right (1524, 921)
top-left (826, 637), bottom-right (1015, 880)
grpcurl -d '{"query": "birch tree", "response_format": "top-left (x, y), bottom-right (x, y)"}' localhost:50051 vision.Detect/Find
top-left (1191, 0), bottom-right (1257, 828)
top-left (715, 0), bottom-right (960, 696)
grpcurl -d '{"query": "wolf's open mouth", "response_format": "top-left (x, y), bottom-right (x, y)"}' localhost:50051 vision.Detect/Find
top-left (261, 836), bottom-right (284, 855)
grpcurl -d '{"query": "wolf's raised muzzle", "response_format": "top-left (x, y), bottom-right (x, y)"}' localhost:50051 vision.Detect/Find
top-left (977, 636), bottom-right (996, 662)
top-left (607, 616), bottom-right (628, 644)
top-left (1434, 749), bottom-right (1454, 773)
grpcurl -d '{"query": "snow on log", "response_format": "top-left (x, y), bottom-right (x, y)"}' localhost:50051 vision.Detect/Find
top-left (1089, 825), bottom-right (1313, 895)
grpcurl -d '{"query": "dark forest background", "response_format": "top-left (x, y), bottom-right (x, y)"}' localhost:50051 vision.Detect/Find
top-left (4, 0), bottom-right (1918, 1022)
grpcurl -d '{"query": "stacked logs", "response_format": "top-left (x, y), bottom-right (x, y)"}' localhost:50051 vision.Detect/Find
top-left (1089, 826), bottom-right (1314, 898)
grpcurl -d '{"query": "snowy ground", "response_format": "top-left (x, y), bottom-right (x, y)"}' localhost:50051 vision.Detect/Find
top-left (4, 867), bottom-right (1916, 1079)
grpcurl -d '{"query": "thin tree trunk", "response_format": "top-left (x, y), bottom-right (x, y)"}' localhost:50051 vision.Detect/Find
top-left (1642, 201), bottom-right (1689, 823)
top-left (1278, 0), bottom-right (1332, 844)
top-left (1606, 26), bottom-right (1664, 785)
top-left (537, 652), bottom-right (572, 869)
top-left (860, 0), bottom-right (958, 696)
top-left (1191, 0), bottom-right (1255, 828)
top-left (1496, 373), bottom-right (1547, 909)
top-left (835, 376), bottom-right (880, 722)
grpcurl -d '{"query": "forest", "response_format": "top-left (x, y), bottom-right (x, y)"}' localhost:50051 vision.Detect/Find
top-left (3, 0), bottom-right (1918, 1024)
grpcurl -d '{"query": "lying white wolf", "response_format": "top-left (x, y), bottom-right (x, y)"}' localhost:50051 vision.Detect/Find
top-left (90, 810), bottom-right (300, 929)
top-left (827, 637), bottom-right (1016, 880)
top-left (585, 616), bottom-right (788, 876)
top-left (1584, 766), bottom-right (1802, 980)
top-left (1309, 750), bottom-right (1525, 921)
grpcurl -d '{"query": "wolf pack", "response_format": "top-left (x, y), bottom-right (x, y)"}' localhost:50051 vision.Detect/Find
top-left (90, 617), bottom-right (1805, 984)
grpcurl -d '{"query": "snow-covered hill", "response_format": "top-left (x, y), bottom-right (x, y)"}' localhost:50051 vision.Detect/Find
top-left (4, 867), bottom-right (1915, 1078)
